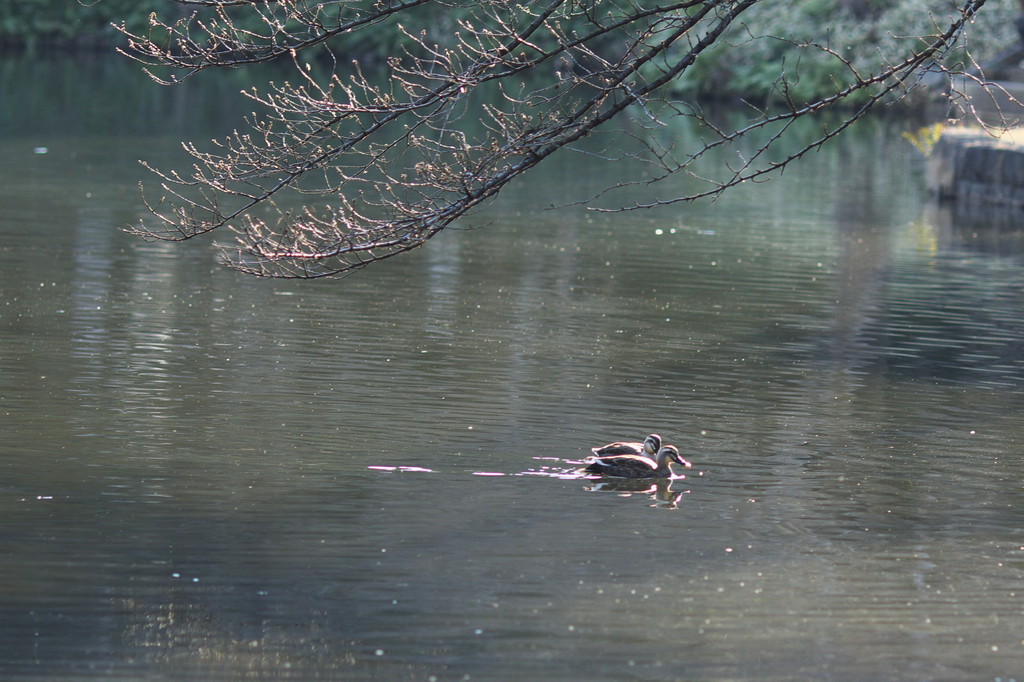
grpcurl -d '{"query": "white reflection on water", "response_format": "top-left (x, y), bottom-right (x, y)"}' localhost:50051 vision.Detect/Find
top-left (367, 466), bottom-right (435, 473)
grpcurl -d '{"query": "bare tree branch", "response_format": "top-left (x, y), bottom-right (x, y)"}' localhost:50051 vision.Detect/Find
top-left (120, 0), bottom-right (996, 278)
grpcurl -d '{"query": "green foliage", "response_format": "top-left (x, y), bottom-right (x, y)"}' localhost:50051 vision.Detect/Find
top-left (671, 0), bottom-right (1020, 105)
top-left (5, 0), bottom-right (1019, 106)
top-left (0, 0), bottom-right (164, 49)
top-left (902, 122), bottom-right (946, 156)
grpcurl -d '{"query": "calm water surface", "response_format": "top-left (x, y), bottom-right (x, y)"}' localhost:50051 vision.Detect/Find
top-left (2, 55), bottom-right (1024, 681)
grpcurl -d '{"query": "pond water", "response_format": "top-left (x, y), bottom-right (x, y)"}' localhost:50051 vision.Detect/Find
top-left (2, 54), bottom-right (1024, 681)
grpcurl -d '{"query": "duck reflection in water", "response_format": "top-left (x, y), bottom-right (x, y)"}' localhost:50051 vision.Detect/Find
top-left (585, 478), bottom-right (687, 509)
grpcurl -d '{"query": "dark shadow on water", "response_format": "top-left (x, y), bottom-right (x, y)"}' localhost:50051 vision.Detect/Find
top-left (926, 199), bottom-right (1024, 258)
top-left (0, 52), bottom-right (290, 139)
top-left (753, 196), bottom-right (1024, 390)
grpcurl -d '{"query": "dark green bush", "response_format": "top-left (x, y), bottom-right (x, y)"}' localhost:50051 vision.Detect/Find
top-left (0, 0), bottom-right (164, 50)
top-left (3, 0), bottom-right (1018, 104)
top-left (671, 0), bottom-right (1018, 105)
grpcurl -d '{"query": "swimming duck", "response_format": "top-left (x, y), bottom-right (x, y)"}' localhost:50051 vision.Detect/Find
top-left (583, 444), bottom-right (691, 479)
top-left (590, 433), bottom-right (661, 457)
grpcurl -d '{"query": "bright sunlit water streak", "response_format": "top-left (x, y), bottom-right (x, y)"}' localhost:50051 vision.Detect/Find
top-left (1, 54), bottom-right (1024, 680)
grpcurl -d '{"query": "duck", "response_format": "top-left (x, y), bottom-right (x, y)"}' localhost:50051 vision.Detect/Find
top-left (590, 433), bottom-right (661, 457)
top-left (583, 444), bottom-right (691, 479)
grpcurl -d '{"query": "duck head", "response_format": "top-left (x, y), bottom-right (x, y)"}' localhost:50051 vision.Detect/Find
top-left (643, 433), bottom-right (662, 455)
top-left (658, 444), bottom-right (692, 469)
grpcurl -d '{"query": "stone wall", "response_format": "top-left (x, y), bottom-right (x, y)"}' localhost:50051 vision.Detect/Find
top-left (928, 127), bottom-right (1024, 208)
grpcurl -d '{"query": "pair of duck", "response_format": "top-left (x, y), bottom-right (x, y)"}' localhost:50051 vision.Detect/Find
top-left (584, 433), bottom-right (691, 479)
